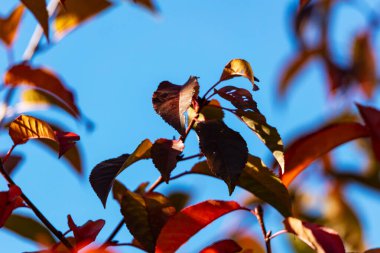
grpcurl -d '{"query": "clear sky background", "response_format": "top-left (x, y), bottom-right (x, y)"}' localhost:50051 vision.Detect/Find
top-left (0, 0), bottom-right (380, 252)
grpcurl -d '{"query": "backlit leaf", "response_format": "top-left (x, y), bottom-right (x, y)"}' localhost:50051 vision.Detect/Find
top-left (54, 0), bottom-right (113, 39)
top-left (284, 217), bottom-right (345, 253)
top-left (216, 86), bottom-right (257, 111)
top-left (156, 200), bottom-right (248, 253)
top-left (116, 183), bottom-right (175, 252)
top-left (153, 76), bottom-right (199, 135)
top-left (235, 109), bottom-right (284, 173)
top-left (191, 155), bottom-right (292, 217)
top-left (282, 123), bottom-right (370, 186)
top-left (90, 139), bottom-right (152, 207)
top-left (195, 120), bottom-right (248, 194)
top-left (220, 59), bottom-right (259, 91)
top-left (0, 185), bottom-right (25, 227)
top-left (4, 63), bottom-right (80, 118)
top-left (200, 239), bottom-right (242, 253)
top-left (4, 214), bottom-right (56, 247)
top-left (67, 215), bottom-right (105, 248)
top-left (20, 0), bottom-right (49, 39)
top-left (0, 5), bottom-right (24, 47)
top-left (151, 138), bottom-right (184, 182)
top-left (187, 99), bottom-right (224, 128)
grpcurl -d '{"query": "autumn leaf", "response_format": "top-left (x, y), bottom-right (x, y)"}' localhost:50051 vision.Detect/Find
top-left (187, 99), bottom-right (224, 128)
top-left (167, 190), bottom-right (191, 211)
top-left (195, 120), bottom-right (248, 194)
top-left (20, 0), bottom-right (49, 39)
top-left (4, 63), bottom-right (80, 119)
top-left (215, 86), bottom-right (257, 111)
top-left (151, 138), bottom-right (184, 182)
top-left (67, 215), bottom-right (105, 248)
top-left (113, 182), bottom-right (176, 252)
top-left (364, 249), bottom-right (380, 253)
top-left (0, 5), bottom-right (24, 47)
top-left (129, 0), bottom-right (158, 13)
top-left (153, 76), bottom-right (199, 135)
top-left (200, 239), bottom-right (242, 253)
top-left (284, 217), bottom-right (345, 253)
top-left (4, 214), bottom-right (56, 247)
top-left (54, 0), bottom-right (113, 39)
top-left (2, 154), bottom-right (22, 175)
top-left (282, 122), bottom-right (370, 186)
top-left (8, 115), bottom-right (80, 157)
top-left (220, 59), bottom-right (259, 91)
top-left (156, 200), bottom-right (248, 253)
top-left (191, 155), bottom-right (292, 217)
top-left (90, 139), bottom-right (152, 207)
top-left (0, 185), bottom-right (25, 227)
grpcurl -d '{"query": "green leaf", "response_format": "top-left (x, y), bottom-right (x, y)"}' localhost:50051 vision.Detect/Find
top-left (191, 155), bottom-right (292, 217)
top-left (4, 214), bottom-right (56, 247)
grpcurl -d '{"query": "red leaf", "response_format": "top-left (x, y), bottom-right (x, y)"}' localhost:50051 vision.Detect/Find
top-left (284, 217), bottom-right (345, 253)
top-left (67, 215), bottom-right (105, 248)
top-left (200, 239), bottom-right (242, 253)
top-left (54, 131), bottom-right (80, 158)
top-left (156, 200), bottom-right (248, 253)
top-left (215, 86), bottom-right (257, 111)
top-left (151, 138), bottom-right (184, 182)
top-left (282, 123), bottom-right (369, 186)
top-left (4, 63), bottom-right (80, 118)
top-left (0, 185), bottom-right (25, 227)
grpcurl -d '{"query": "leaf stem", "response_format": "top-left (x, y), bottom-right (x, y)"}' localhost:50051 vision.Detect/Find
top-left (178, 153), bottom-right (204, 161)
top-left (253, 205), bottom-right (272, 253)
top-left (268, 230), bottom-right (287, 240)
top-left (202, 80), bottom-right (222, 101)
top-left (0, 159), bottom-right (73, 250)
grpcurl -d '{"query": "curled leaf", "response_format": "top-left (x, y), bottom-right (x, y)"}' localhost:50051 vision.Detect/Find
top-left (0, 5), bottom-right (24, 47)
top-left (220, 59), bottom-right (259, 91)
top-left (153, 76), bottom-right (199, 135)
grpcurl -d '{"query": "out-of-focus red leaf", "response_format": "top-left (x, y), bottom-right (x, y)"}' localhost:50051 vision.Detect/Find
top-left (130, 0), bottom-right (158, 13)
top-left (0, 185), bottom-right (25, 227)
top-left (364, 249), bottom-right (380, 253)
top-left (153, 76), bottom-right (199, 135)
top-left (0, 5), bottom-right (24, 47)
top-left (156, 200), bottom-right (248, 253)
top-left (282, 123), bottom-right (369, 186)
top-left (20, 0), bottom-right (49, 39)
top-left (196, 120), bottom-right (248, 194)
top-left (357, 104), bottom-right (380, 162)
top-left (151, 138), bottom-right (184, 182)
top-left (299, 0), bottom-right (311, 10)
top-left (54, 0), bottom-right (112, 40)
top-left (4, 64), bottom-right (80, 118)
top-left (67, 215), bottom-right (105, 248)
top-left (284, 217), bottom-right (345, 253)
top-left (8, 115), bottom-right (80, 157)
top-left (200, 239), bottom-right (242, 253)
top-left (3, 154), bottom-right (22, 175)
top-left (220, 59), bottom-right (259, 91)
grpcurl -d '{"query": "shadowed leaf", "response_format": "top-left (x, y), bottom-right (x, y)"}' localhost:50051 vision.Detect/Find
top-left (156, 200), bottom-right (248, 253)
top-left (220, 59), bottom-right (259, 91)
top-left (216, 86), bottom-right (257, 111)
top-left (284, 217), bottom-right (345, 253)
top-left (0, 185), bottom-right (25, 227)
top-left (200, 239), bottom-right (242, 253)
top-left (151, 139), bottom-right (184, 182)
top-left (187, 99), bottom-right (224, 128)
top-left (90, 139), bottom-right (152, 207)
top-left (54, 0), bottom-right (113, 39)
top-left (129, 0), bottom-right (157, 13)
top-left (0, 5), bottom-right (24, 47)
top-left (364, 249), bottom-right (380, 253)
top-left (153, 76), bottom-right (199, 135)
top-left (4, 63), bottom-right (80, 118)
top-left (282, 123), bottom-right (370, 186)
top-left (167, 190), bottom-right (191, 211)
top-left (3, 154), bottom-right (22, 175)
top-left (67, 215), bottom-right (105, 249)
top-left (195, 120), bottom-right (248, 194)
top-left (191, 155), bottom-right (292, 217)
top-left (20, 0), bottom-right (49, 39)
top-left (4, 214), bottom-right (56, 247)
top-left (235, 109), bottom-right (284, 173)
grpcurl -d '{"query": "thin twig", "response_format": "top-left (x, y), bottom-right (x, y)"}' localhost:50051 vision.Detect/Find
top-left (253, 205), bottom-right (272, 253)
top-left (202, 80), bottom-right (222, 101)
top-left (178, 153), bottom-right (203, 161)
top-left (0, 159), bottom-right (73, 250)
top-left (268, 230), bottom-right (287, 240)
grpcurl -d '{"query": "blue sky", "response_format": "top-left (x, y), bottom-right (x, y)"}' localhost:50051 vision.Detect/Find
top-left (1, 0), bottom-right (380, 252)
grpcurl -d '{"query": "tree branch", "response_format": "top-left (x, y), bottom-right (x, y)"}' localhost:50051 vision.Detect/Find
top-left (253, 205), bottom-right (272, 253)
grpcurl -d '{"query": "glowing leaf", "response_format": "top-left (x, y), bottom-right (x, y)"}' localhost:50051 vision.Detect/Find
top-left (220, 59), bottom-right (259, 91)
top-left (0, 5), bottom-right (24, 47)
top-left (67, 215), bottom-right (105, 248)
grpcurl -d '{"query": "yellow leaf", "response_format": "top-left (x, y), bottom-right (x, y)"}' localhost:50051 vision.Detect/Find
top-left (220, 59), bottom-right (259, 91)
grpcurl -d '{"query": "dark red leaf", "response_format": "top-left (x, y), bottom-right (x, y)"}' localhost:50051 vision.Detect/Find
top-left (152, 76), bottom-right (199, 135)
top-left (21, 0), bottom-right (49, 39)
top-left (215, 86), bottom-right (257, 111)
top-left (195, 120), bottom-right (248, 194)
top-left (156, 200), bottom-right (248, 253)
top-left (67, 215), bottom-right (105, 248)
top-left (54, 131), bottom-right (80, 158)
top-left (284, 217), bottom-right (345, 253)
top-left (0, 185), bottom-right (25, 227)
top-left (282, 123), bottom-right (369, 186)
top-left (200, 239), bottom-right (242, 253)
top-left (2, 154), bottom-right (22, 175)
top-left (151, 138), bottom-right (184, 182)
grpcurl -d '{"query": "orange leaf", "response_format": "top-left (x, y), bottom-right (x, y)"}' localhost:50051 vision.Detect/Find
top-left (282, 123), bottom-right (369, 186)
top-left (0, 5), bottom-right (24, 47)
top-left (20, 0), bottom-right (49, 39)
top-left (4, 63), bottom-right (80, 119)
top-left (200, 239), bottom-right (242, 253)
top-left (0, 185), bottom-right (25, 227)
top-left (220, 59), bottom-right (259, 91)
top-left (156, 200), bottom-right (248, 253)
